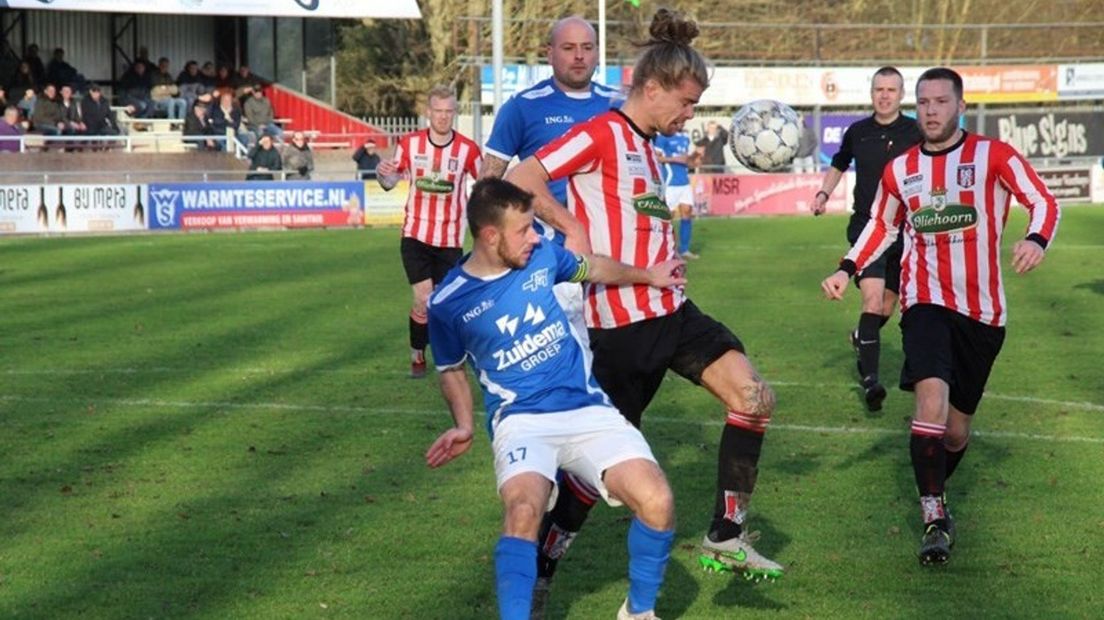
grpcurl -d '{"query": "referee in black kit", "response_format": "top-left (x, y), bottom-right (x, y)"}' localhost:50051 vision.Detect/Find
top-left (811, 66), bottom-right (923, 411)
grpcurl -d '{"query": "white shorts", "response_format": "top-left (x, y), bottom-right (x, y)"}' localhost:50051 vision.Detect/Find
top-left (554, 281), bottom-right (590, 354)
top-left (665, 184), bottom-right (693, 209)
top-left (491, 406), bottom-right (657, 508)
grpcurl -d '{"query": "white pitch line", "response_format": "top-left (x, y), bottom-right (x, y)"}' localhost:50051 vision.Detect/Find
top-left (1, 393), bottom-right (1101, 445)
top-left (4, 369), bottom-right (1103, 412)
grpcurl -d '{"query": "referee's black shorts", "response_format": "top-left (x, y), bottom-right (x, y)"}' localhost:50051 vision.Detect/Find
top-left (588, 300), bottom-right (745, 428)
top-left (400, 237), bottom-right (462, 285)
top-left (848, 221), bottom-right (903, 294)
top-left (899, 303), bottom-right (1006, 415)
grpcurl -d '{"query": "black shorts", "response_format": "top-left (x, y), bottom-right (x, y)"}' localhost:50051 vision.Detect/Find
top-left (899, 304), bottom-right (1006, 415)
top-left (847, 222), bottom-right (903, 294)
top-left (588, 300), bottom-right (745, 428)
top-left (399, 237), bottom-right (462, 285)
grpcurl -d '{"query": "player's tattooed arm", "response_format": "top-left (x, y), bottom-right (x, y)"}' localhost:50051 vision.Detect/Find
top-left (479, 154), bottom-right (510, 179)
top-left (506, 157), bottom-right (591, 254)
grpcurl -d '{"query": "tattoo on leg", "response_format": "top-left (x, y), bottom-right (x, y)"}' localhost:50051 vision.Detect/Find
top-left (741, 373), bottom-right (774, 418)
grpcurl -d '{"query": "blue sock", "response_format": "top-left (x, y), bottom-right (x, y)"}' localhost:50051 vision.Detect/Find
top-left (678, 218), bottom-right (692, 254)
top-left (495, 536), bottom-right (537, 620)
top-left (627, 518), bottom-right (674, 614)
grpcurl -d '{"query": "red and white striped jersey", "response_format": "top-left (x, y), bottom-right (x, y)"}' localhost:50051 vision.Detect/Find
top-left (847, 132), bottom-right (1059, 326)
top-left (537, 110), bottom-right (684, 329)
top-left (393, 129), bottom-right (481, 248)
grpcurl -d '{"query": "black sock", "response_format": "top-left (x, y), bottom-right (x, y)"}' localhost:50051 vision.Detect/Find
top-left (910, 424), bottom-right (947, 498)
top-left (536, 477), bottom-right (595, 579)
top-left (944, 443), bottom-right (969, 482)
top-left (879, 314), bottom-right (890, 328)
top-left (409, 313), bottom-right (428, 351)
top-left (856, 312), bottom-right (883, 380)
top-left (709, 422), bottom-right (764, 541)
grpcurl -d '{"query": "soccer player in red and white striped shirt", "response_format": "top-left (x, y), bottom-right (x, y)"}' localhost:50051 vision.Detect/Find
top-left (822, 67), bottom-right (1060, 565)
top-left (508, 9), bottom-right (784, 591)
top-left (377, 85), bottom-right (482, 378)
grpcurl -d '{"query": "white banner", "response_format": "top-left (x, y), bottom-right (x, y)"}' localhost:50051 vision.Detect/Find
top-left (0, 0), bottom-right (420, 19)
top-left (0, 185), bottom-right (148, 234)
top-left (1058, 63), bottom-right (1104, 99)
top-left (701, 67), bottom-right (932, 108)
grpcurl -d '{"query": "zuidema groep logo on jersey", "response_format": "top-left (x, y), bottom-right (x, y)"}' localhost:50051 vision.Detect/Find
top-left (492, 303), bottom-right (566, 371)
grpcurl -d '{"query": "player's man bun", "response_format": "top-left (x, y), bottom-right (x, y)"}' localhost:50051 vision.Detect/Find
top-left (631, 8), bottom-right (710, 92)
top-left (646, 8), bottom-right (700, 47)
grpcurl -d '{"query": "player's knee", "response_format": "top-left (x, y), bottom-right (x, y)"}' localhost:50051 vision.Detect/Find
top-left (944, 428), bottom-right (969, 452)
top-left (728, 377), bottom-right (775, 420)
top-left (634, 477), bottom-right (675, 531)
top-left (502, 497), bottom-right (544, 539)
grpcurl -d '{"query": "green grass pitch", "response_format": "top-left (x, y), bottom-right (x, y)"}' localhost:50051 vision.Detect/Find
top-left (0, 207), bottom-right (1101, 618)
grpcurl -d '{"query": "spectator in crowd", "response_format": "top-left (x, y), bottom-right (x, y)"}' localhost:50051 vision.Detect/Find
top-left (281, 131), bottom-right (314, 180)
top-left (45, 47), bottom-right (85, 92)
top-left (0, 85), bottom-right (7, 111)
top-left (30, 83), bottom-right (64, 138)
top-left (210, 90), bottom-right (246, 147)
top-left (80, 85), bottom-right (120, 142)
top-left (199, 61), bottom-right (216, 88)
top-left (151, 57), bottom-right (187, 119)
top-left (16, 88), bottom-right (36, 124)
top-left (235, 65), bottom-right (261, 101)
top-left (792, 114), bottom-right (818, 173)
top-left (215, 64), bottom-right (236, 92)
top-left (200, 62), bottom-right (217, 89)
top-left (177, 60), bottom-right (203, 110)
top-left (695, 120), bottom-right (728, 171)
top-left (58, 84), bottom-right (85, 136)
top-left (352, 140), bottom-right (381, 180)
top-left (10, 61), bottom-right (37, 93)
top-left (243, 85), bottom-right (282, 142)
top-left (247, 132), bottom-right (282, 180)
top-left (120, 61), bottom-right (154, 118)
top-left (23, 45), bottom-right (45, 85)
top-left (0, 105), bottom-right (23, 153)
top-left (182, 100), bottom-right (218, 151)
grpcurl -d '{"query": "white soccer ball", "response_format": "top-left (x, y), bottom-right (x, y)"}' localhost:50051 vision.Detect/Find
top-left (729, 100), bottom-right (801, 173)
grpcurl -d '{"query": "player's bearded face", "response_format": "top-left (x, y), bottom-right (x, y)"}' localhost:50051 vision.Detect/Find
top-left (650, 77), bottom-right (704, 136)
top-left (916, 79), bottom-right (964, 146)
top-left (495, 209), bottom-right (540, 269)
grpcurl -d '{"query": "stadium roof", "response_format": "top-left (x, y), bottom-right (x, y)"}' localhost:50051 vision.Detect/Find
top-left (0, 0), bottom-right (421, 19)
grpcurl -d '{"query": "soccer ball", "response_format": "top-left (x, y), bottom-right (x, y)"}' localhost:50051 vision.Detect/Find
top-left (729, 100), bottom-right (801, 173)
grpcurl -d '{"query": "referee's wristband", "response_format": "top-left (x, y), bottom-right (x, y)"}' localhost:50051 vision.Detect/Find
top-left (816, 190), bottom-right (829, 201)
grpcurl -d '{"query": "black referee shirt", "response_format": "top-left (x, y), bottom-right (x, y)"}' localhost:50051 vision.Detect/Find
top-left (831, 114), bottom-right (923, 226)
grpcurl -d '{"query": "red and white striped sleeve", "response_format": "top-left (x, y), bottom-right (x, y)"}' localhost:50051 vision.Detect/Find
top-left (393, 134), bottom-right (411, 175)
top-left (536, 124), bottom-right (602, 180)
top-left (844, 162), bottom-right (907, 272)
top-left (994, 142), bottom-right (1060, 247)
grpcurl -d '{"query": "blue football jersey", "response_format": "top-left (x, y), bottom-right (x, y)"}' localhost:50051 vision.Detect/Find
top-left (486, 78), bottom-right (622, 243)
top-left (653, 132), bottom-right (691, 188)
top-left (428, 242), bottom-right (612, 437)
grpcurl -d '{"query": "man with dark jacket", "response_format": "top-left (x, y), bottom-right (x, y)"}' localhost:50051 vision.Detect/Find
top-left (247, 133), bottom-right (282, 180)
top-left (352, 140), bottom-right (381, 180)
top-left (119, 61), bottom-right (154, 118)
top-left (80, 85), bottom-right (120, 136)
top-left (182, 101), bottom-right (217, 150)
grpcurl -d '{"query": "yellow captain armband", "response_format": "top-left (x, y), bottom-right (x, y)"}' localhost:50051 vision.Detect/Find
top-left (569, 254), bottom-right (590, 283)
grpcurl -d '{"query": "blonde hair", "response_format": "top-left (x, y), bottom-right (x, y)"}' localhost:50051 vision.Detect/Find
top-left (630, 8), bottom-right (710, 92)
top-left (426, 84), bottom-right (456, 105)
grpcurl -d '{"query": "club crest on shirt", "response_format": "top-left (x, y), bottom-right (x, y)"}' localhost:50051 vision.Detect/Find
top-left (957, 165), bottom-right (976, 188)
top-left (447, 158), bottom-right (459, 173)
